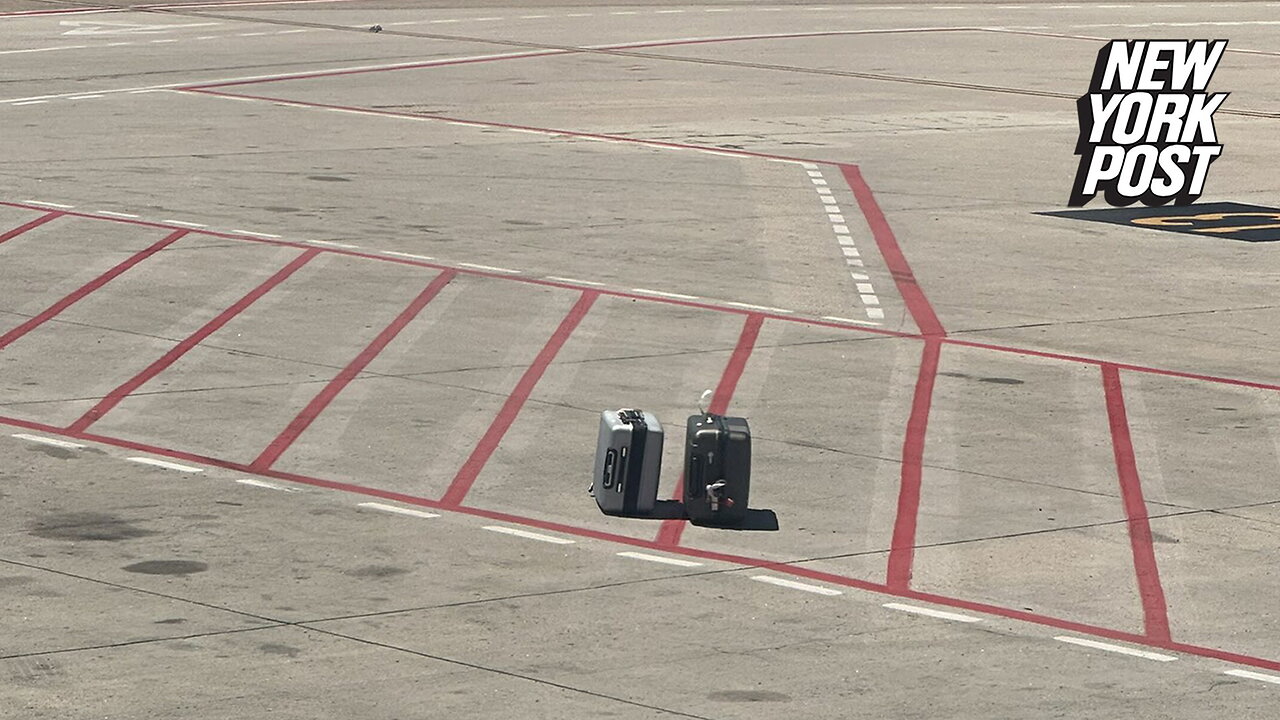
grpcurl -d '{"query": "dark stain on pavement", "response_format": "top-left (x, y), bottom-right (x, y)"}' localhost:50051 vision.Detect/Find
top-left (707, 690), bottom-right (792, 703)
top-left (30, 513), bottom-right (157, 542)
top-left (345, 565), bottom-right (409, 579)
top-left (123, 560), bottom-right (208, 575)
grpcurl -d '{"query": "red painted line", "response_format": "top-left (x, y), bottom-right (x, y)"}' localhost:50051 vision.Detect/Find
top-left (65, 249), bottom-right (320, 433)
top-left (838, 163), bottom-right (945, 338)
top-left (945, 337), bottom-right (1280, 394)
top-left (885, 337), bottom-right (942, 591)
top-left (654, 313), bottom-right (765, 547)
top-left (438, 290), bottom-right (599, 507)
top-left (1102, 364), bottom-right (1172, 642)
top-left (4, 410), bottom-right (1280, 673)
top-left (250, 269), bottom-right (456, 471)
top-left (182, 51), bottom-right (568, 90)
top-left (0, 230), bottom-right (188, 351)
top-left (183, 87), bottom-right (818, 165)
top-left (0, 211), bottom-right (64, 245)
top-left (179, 27), bottom-right (976, 91)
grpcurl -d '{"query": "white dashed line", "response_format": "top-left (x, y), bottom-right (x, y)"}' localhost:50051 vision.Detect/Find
top-left (811, 178), bottom-right (828, 186)
top-left (277, 29), bottom-right (309, 34)
top-left (867, 308), bottom-right (885, 319)
top-left (726, 302), bottom-right (792, 313)
top-left (822, 315), bottom-right (882, 326)
top-left (459, 262), bottom-right (520, 273)
top-left (833, 224), bottom-right (850, 234)
top-left (547, 276), bottom-right (604, 286)
top-left (23, 200), bottom-right (73, 208)
top-left (841, 247), bottom-right (860, 257)
top-left (151, 39), bottom-right (179, 43)
top-left (233, 229), bottom-right (282, 238)
top-left (631, 288), bottom-right (699, 300)
top-left (855, 283), bottom-right (876, 294)
top-left (850, 272), bottom-right (870, 280)
top-left (98, 211), bottom-right (140, 218)
top-left (801, 162), bottom-right (818, 170)
top-left (12, 433), bottom-right (85, 450)
top-left (1054, 636), bottom-right (1177, 662)
top-left (828, 214), bottom-right (845, 223)
top-left (236, 478), bottom-right (295, 491)
top-left (163, 219), bottom-right (206, 228)
top-left (860, 294), bottom-right (881, 306)
top-left (358, 502), bottom-right (440, 519)
top-left (1225, 669), bottom-right (1280, 685)
top-left (483, 525), bottom-right (575, 544)
top-left (883, 603), bottom-right (982, 623)
top-left (836, 236), bottom-right (855, 246)
top-left (816, 187), bottom-right (833, 195)
top-left (821, 196), bottom-right (838, 205)
top-left (382, 250), bottom-right (435, 261)
top-left (307, 239), bottom-right (360, 249)
top-left (807, 170), bottom-right (824, 178)
top-left (656, 9), bottom-right (685, 13)
top-left (127, 457), bottom-right (203, 473)
top-left (617, 551), bottom-right (703, 567)
top-left (520, 14), bottom-right (549, 19)
top-left (750, 575), bottom-right (843, 596)
top-left (238, 31), bottom-right (271, 36)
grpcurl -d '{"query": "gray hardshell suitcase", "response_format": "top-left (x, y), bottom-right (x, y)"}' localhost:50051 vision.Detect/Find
top-left (592, 409), bottom-right (664, 516)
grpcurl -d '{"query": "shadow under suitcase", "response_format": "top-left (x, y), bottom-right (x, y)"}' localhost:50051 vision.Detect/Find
top-left (592, 408), bottom-right (778, 531)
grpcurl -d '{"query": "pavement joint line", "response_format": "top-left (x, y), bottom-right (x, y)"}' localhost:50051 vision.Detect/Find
top-left (1224, 669), bottom-right (1280, 685)
top-left (358, 502), bottom-right (441, 519)
top-left (126, 456), bottom-right (203, 473)
top-left (236, 478), bottom-right (295, 491)
top-left (750, 575), bottom-right (843, 596)
top-left (483, 525), bottom-right (575, 544)
top-left (617, 551), bottom-right (704, 567)
top-left (1054, 636), bottom-right (1178, 662)
top-left (884, 602), bottom-right (982, 623)
top-left (11, 433), bottom-right (85, 450)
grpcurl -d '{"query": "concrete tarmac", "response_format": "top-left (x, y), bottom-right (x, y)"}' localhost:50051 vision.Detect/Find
top-left (2, 1), bottom-right (1279, 717)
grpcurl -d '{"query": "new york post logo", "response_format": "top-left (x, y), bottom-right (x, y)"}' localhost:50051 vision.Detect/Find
top-left (1069, 39), bottom-right (1229, 207)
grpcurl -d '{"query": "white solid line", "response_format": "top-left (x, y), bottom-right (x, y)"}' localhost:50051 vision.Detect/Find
top-left (307, 239), bottom-right (359, 248)
top-left (358, 502), bottom-right (440, 519)
top-left (164, 220), bottom-right (207, 228)
top-left (129, 89), bottom-right (162, 94)
top-left (507, 128), bottom-right (546, 135)
top-left (68, 94), bottom-right (105, 100)
top-left (822, 315), bottom-right (882, 326)
top-left (883, 602), bottom-right (982, 623)
top-left (828, 214), bottom-right (845, 223)
top-left (483, 525), bottom-right (575, 544)
top-left (833, 225), bottom-right (851, 234)
top-left (12, 100), bottom-right (49, 105)
top-left (12, 433), bottom-right (85, 450)
top-left (1225, 669), bottom-right (1280, 685)
top-left (232, 229), bottom-right (282, 238)
top-left (127, 457), bottom-right (203, 473)
top-left (235, 478), bottom-right (295, 491)
top-left (459, 262), bottom-right (520, 273)
top-left (547, 276), bottom-right (605, 286)
top-left (382, 250), bottom-right (435, 261)
top-left (617, 551), bottom-right (703, 567)
top-left (866, 307), bottom-right (885, 319)
top-left (278, 29), bottom-right (309, 34)
top-left (726, 301), bottom-right (791, 313)
top-left (0, 45), bottom-right (89, 56)
top-left (698, 149), bottom-right (743, 158)
top-left (751, 575), bottom-right (843, 596)
top-left (631, 288), bottom-right (699, 300)
top-left (860, 294), bottom-right (881, 306)
top-left (98, 211), bottom-right (140, 218)
top-left (1054, 636), bottom-right (1177, 662)
top-left (238, 31), bottom-right (271, 36)
top-left (24, 200), bottom-right (73, 208)
top-left (856, 283), bottom-right (876, 294)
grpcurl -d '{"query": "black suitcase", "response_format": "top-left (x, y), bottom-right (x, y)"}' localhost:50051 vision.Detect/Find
top-left (683, 413), bottom-right (751, 525)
